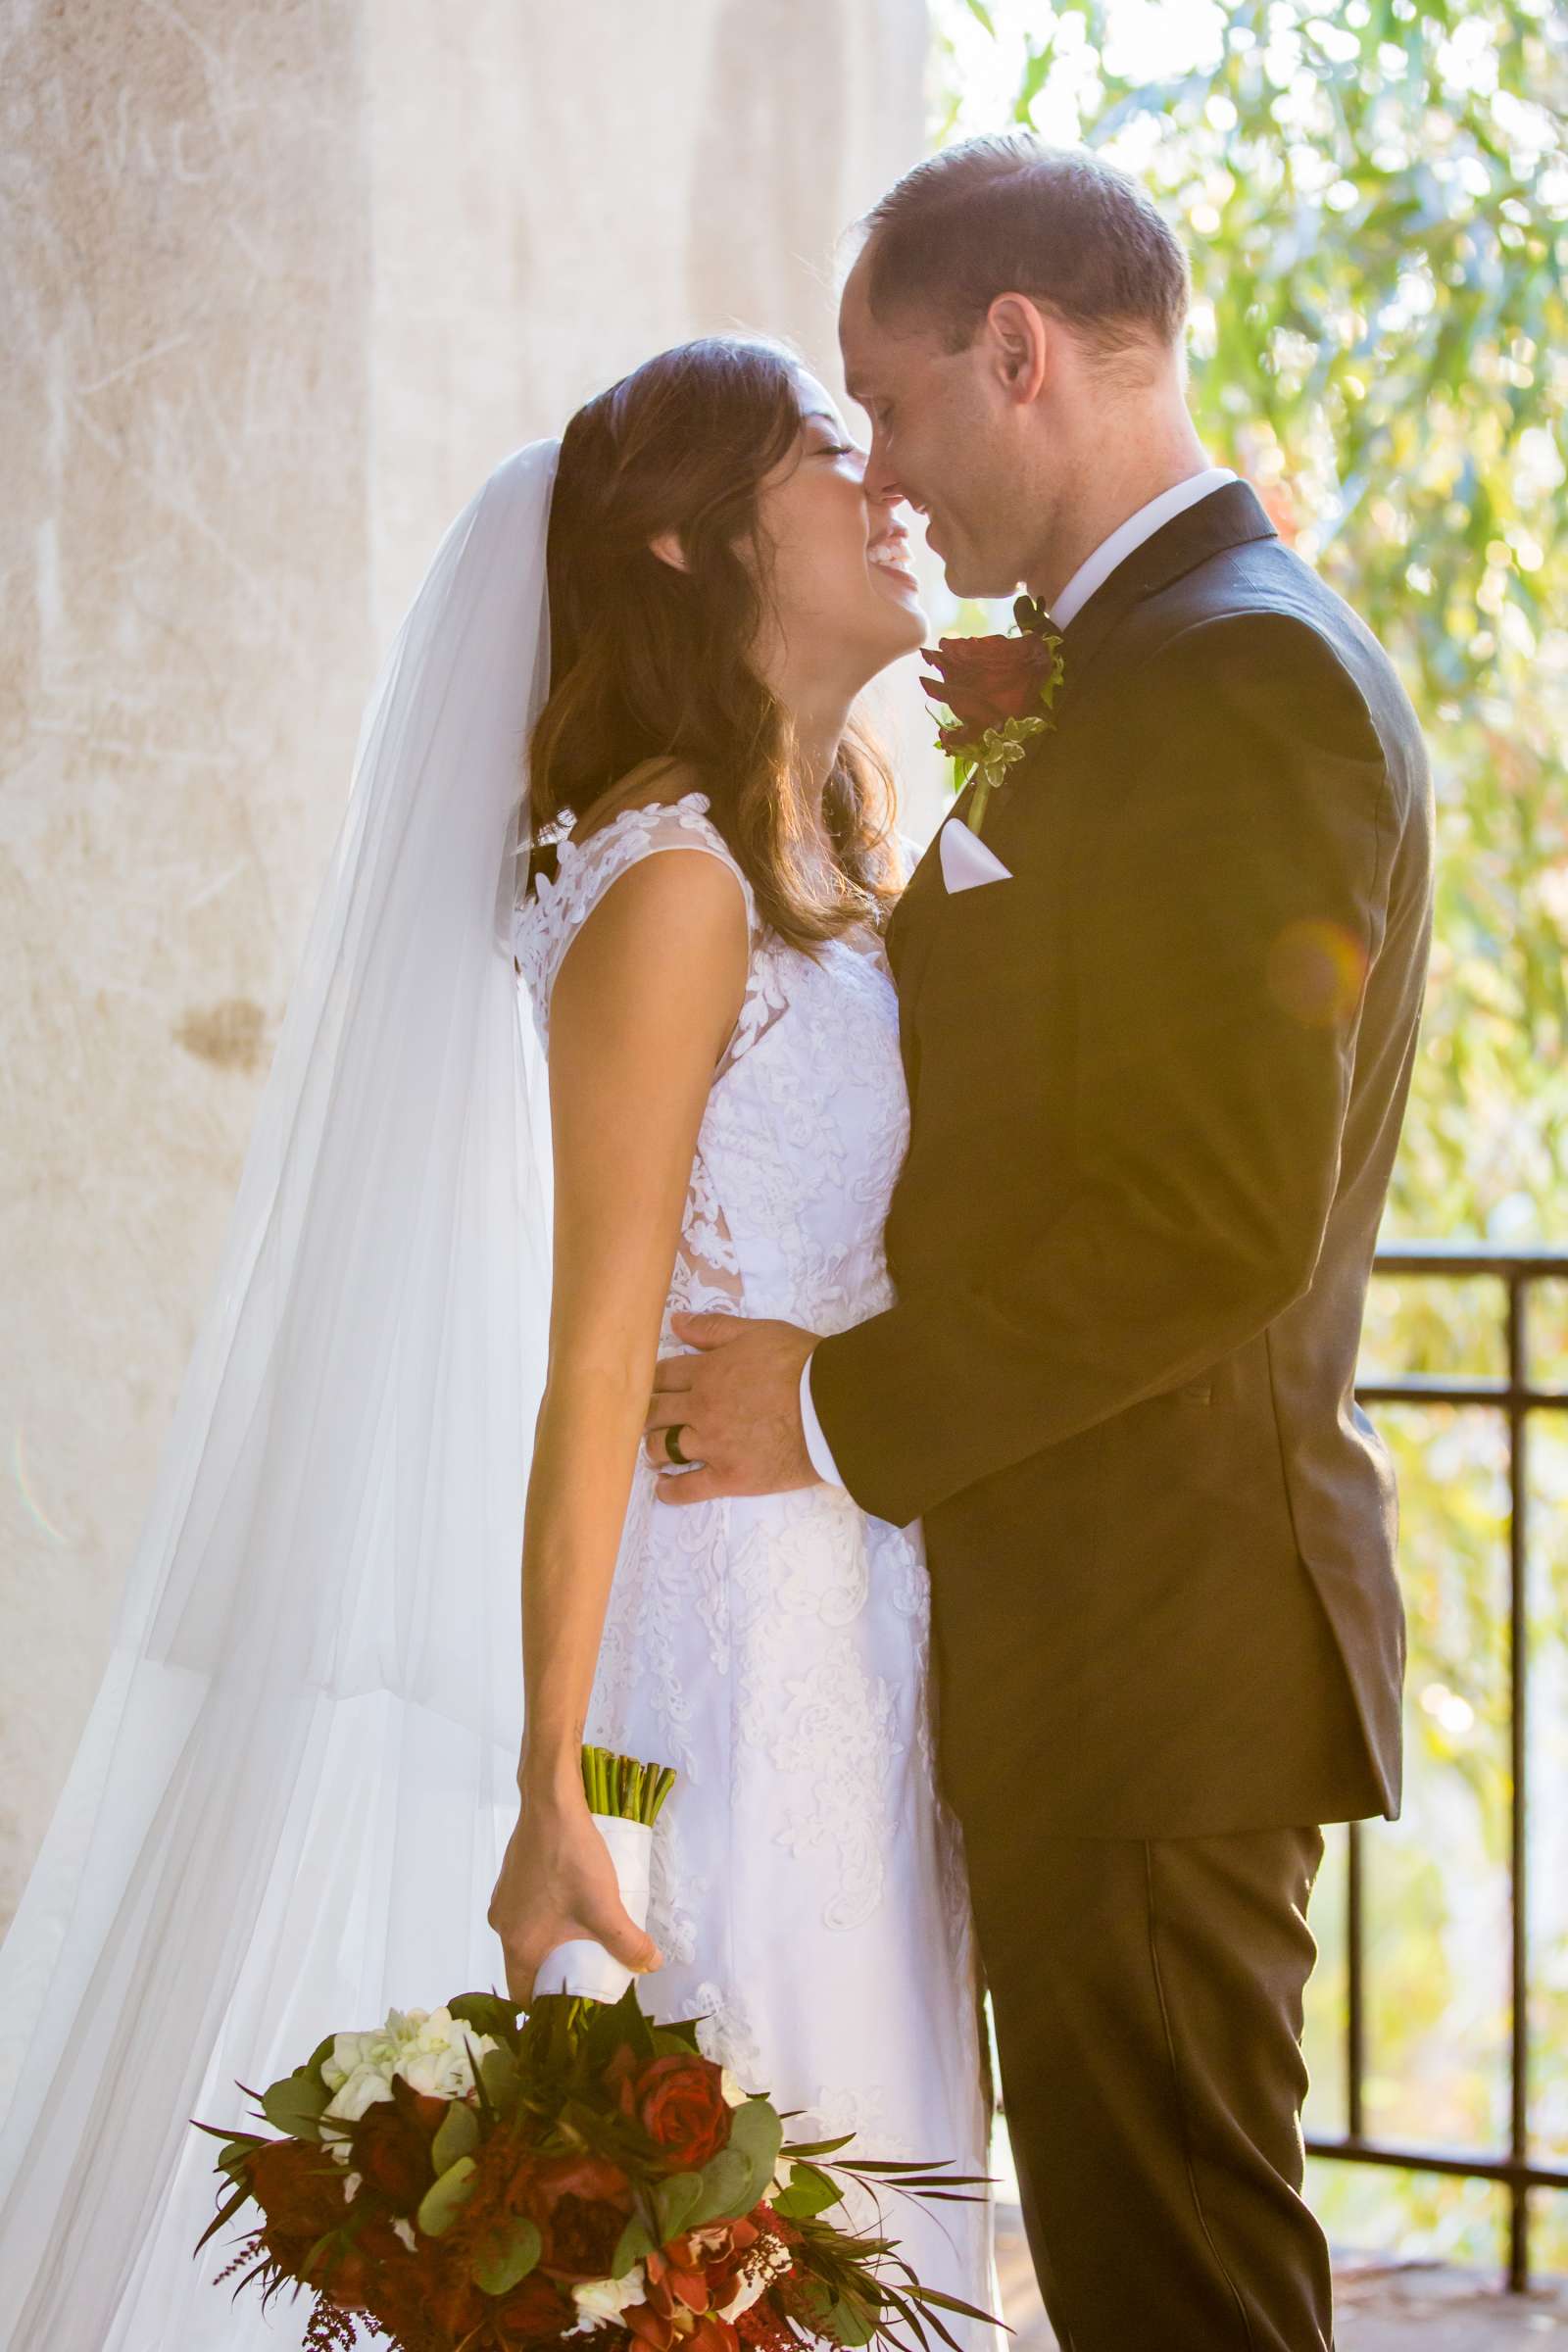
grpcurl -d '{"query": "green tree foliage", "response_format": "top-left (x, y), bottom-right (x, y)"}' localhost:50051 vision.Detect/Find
top-left (931, 0), bottom-right (1568, 1239)
top-left (930, 0), bottom-right (1568, 2278)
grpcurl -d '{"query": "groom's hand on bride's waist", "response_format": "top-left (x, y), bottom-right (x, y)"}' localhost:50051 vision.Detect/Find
top-left (645, 1312), bottom-right (820, 1503)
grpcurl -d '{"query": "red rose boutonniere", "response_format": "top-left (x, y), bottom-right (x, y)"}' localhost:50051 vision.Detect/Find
top-left (920, 594), bottom-right (1066, 837)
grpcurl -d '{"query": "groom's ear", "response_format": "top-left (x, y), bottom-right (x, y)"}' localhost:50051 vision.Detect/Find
top-left (649, 529), bottom-right (690, 574)
top-left (985, 294), bottom-right (1051, 405)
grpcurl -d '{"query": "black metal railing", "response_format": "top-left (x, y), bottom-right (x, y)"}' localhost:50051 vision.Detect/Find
top-left (1305, 1240), bottom-right (1568, 2291)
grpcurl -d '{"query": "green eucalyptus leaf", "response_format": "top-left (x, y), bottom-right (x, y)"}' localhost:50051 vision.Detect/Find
top-left (651, 2026), bottom-right (701, 2057)
top-left (449, 1991), bottom-right (522, 2046)
top-left (689, 2146), bottom-right (755, 2226)
top-left (726, 2096), bottom-right (783, 2181)
top-left (770, 2161), bottom-right (842, 2219)
top-left (653, 2169), bottom-right (707, 2243)
top-left (795, 2278), bottom-right (837, 2323)
top-left (480, 2043), bottom-right (521, 2110)
top-left (307, 2032), bottom-right (341, 2078)
top-left (416, 2154), bottom-right (478, 2238)
top-left (612, 2216), bottom-right (657, 2278)
top-left (430, 2099), bottom-right (480, 2173)
top-left (472, 2215), bottom-right (543, 2296)
top-left (260, 2064), bottom-right (331, 2141)
top-left (821, 2297), bottom-right (876, 2348)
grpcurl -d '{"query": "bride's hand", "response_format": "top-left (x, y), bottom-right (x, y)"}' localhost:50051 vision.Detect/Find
top-left (487, 1788), bottom-right (663, 2007)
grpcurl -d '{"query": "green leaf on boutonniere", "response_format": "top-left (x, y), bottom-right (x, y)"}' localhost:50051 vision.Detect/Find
top-left (925, 608), bottom-right (1068, 837)
top-left (961, 713), bottom-right (1050, 835)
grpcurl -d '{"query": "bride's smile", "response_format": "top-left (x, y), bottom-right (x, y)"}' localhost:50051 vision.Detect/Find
top-left (746, 367), bottom-right (929, 693)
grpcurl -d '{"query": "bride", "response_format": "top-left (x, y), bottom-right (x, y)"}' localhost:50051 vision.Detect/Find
top-left (0, 335), bottom-right (996, 2348)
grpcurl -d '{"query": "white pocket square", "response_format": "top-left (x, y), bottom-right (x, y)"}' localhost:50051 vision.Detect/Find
top-left (939, 817), bottom-right (1014, 894)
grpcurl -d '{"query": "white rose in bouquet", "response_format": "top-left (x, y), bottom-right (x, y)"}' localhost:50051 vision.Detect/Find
top-left (394, 2004), bottom-right (499, 2098)
top-left (570, 2266), bottom-right (648, 2331)
top-left (318, 2003), bottom-right (498, 2159)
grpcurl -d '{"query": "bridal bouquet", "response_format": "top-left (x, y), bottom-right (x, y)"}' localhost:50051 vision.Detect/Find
top-left (192, 1748), bottom-right (996, 2352)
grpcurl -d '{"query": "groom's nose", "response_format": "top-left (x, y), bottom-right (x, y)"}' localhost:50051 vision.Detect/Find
top-left (862, 432), bottom-right (909, 509)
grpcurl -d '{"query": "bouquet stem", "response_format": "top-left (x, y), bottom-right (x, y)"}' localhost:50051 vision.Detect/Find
top-left (579, 1742), bottom-right (675, 1826)
top-left (532, 1746), bottom-right (676, 2006)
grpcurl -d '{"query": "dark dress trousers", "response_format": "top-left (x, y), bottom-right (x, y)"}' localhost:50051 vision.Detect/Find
top-left (810, 482), bottom-right (1435, 2350)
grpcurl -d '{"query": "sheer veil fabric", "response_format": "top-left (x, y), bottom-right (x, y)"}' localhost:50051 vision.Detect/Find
top-left (0, 439), bottom-right (563, 2348)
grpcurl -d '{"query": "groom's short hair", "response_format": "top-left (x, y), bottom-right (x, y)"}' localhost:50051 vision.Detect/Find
top-left (858, 136), bottom-right (1189, 365)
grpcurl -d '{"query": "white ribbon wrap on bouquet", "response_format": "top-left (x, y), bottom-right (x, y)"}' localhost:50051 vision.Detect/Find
top-left (532, 1813), bottom-right (655, 2004)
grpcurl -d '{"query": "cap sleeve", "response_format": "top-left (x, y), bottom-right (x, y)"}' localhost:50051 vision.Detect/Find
top-left (512, 793), bottom-right (755, 1045)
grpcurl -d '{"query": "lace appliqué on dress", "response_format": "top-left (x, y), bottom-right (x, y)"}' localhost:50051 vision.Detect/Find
top-left (509, 791), bottom-right (992, 2334)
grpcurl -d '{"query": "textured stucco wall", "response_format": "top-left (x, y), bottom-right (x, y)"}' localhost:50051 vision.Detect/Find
top-left (0, 0), bottom-right (930, 1927)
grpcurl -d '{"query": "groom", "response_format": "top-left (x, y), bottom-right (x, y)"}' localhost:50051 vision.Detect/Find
top-left (645, 137), bottom-right (1433, 2351)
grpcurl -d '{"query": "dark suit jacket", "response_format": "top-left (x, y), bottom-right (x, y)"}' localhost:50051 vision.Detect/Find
top-left (811, 481), bottom-right (1435, 1839)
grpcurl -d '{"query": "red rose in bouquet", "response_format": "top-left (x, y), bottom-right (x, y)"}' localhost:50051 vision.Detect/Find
top-left (353, 2076), bottom-right (449, 2211)
top-left (521, 2149), bottom-right (634, 2280)
top-left (921, 628), bottom-right (1059, 749)
top-left (631, 2050), bottom-right (735, 2172)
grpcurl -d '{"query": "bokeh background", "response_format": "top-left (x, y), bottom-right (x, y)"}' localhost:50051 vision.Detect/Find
top-left (926, 0), bottom-right (1568, 2282)
top-left (4, 0), bottom-right (1566, 2299)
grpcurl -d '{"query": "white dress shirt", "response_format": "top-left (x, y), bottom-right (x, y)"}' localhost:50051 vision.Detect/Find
top-left (798, 465), bottom-right (1238, 1489)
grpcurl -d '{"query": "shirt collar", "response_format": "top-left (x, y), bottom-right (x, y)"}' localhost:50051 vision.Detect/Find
top-left (1049, 466), bottom-right (1238, 630)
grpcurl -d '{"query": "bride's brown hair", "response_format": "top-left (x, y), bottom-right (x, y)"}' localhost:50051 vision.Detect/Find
top-left (527, 335), bottom-right (902, 950)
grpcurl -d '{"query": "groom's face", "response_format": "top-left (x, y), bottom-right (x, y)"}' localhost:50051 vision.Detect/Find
top-left (839, 254), bottom-right (1048, 601)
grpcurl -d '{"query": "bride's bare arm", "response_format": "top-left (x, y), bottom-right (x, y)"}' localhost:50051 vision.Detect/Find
top-left (487, 843), bottom-right (749, 1999)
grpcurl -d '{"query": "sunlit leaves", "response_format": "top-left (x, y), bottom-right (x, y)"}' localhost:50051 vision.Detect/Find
top-left (931, 0), bottom-right (1568, 2276)
top-left (931, 0), bottom-right (1568, 1227)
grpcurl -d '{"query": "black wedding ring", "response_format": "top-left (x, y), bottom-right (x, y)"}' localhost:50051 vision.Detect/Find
top-left (663, 1424), bottom-right (693, 1468)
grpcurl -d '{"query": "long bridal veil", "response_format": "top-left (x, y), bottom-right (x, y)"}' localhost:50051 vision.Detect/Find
top-left (0, 439), bottom-right (562, 2349)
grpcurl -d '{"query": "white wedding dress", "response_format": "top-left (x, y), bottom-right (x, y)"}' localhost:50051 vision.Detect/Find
top-left (0, 447), bottom-right (996, 2349)
top-left (514, 791), bottom-right (998, 2336)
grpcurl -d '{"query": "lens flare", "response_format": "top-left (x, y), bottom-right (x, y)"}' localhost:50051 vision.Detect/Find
top-left (1265, 918), bottom-right (1368, 1028)
top-left (13, 1424), bottom-right (74, 1547)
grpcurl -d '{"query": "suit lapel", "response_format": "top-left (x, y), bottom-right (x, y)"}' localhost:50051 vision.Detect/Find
top-left (890, 481), bottom-right (1280, 980)
top-left (1055, 478), bottom-right (1278, 686)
